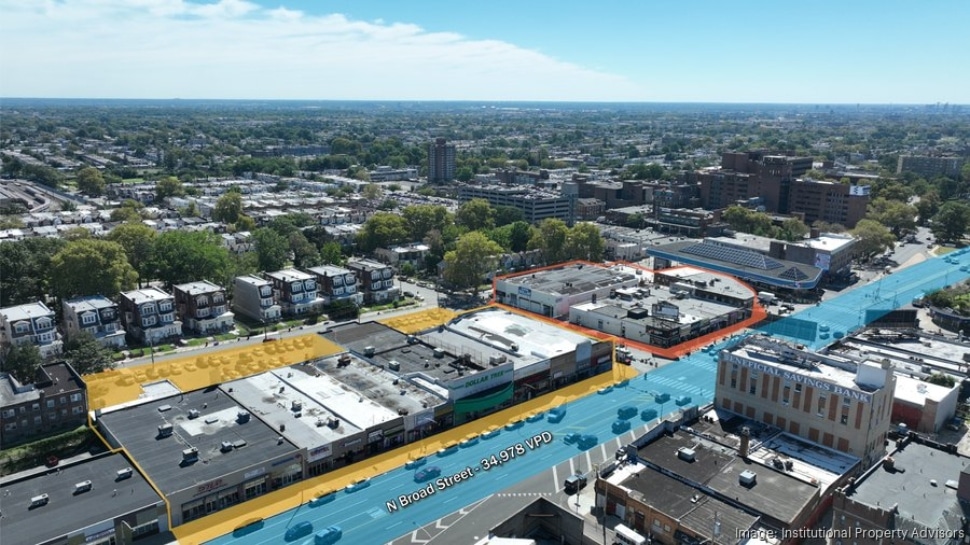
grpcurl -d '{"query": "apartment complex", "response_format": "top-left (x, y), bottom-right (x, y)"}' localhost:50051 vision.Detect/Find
top-left (62, 295), bottom-right (127, 349)
top-left (119, 288), bottom-right (182, 345)
top-left (0, 302), bottom-right (63, 358)
top-left (716, 335), bottom-right (895, 468)
top-left (347, 259), bottom-right (399, 304)
top-left (306, 265), bottom-right (363, 306)
top-left (897, 155), bottom-right (965, 178)
top-left (0, 362), bottom-right (87, 446)
top-left (172, 281), bottom-right (234, 335)
top-left (428, 138), bottom-right (456, 182)
top-left (264, 268), bottom-right (324, 317)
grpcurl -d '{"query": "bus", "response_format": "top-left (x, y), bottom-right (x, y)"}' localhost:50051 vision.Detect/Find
top-left (614, 523), bottom-right (648, 545)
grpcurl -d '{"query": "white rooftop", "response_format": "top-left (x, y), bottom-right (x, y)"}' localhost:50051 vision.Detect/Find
top-left (446, 308), bottom-right (591, 361)
top-left (121, 287), bottom-right (172, 304)
top-left (894, 374), bottom-right (954, 406)
top-left (266, 268), bottom-right (313, 282)
top-left (1, 301), bottom-right (54, 321)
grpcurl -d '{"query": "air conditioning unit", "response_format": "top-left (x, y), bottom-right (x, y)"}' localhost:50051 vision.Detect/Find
top-left (739, 470), bottom-right (757, 486)
top-left (157, 423), bottom-right (174, 437)
top-left (188, 409), bottom-right (200, 419)
top-left (677, 447), bottom-right (696, 462)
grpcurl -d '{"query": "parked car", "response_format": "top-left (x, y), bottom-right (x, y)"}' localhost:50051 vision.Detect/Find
top-left (612, 419), bottom-right (631, 433)
top-left (563, 432), bottom-right (581, 445)
top-left (344, 478), bottom-right (370, 493)
top-left (547, 406), bottom-right (567, 423)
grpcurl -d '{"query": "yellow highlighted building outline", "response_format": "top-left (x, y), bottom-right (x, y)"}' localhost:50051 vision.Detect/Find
top-left (378, 307), bottom-right (457, 334)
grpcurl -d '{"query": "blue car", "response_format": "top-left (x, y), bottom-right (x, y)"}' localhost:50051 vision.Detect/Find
top-left (547, 406), bottom-right (567, 423)
top-left (314, 525), bottom-right (343, 545)
top-left (563, 432), bottom-right (581, 445)
top-left (285, 521), bottom-right (313, 542)
top-left (414, 466), bottom-right (442, 482)
top-left (308, 491), bottom-right (335, 507)
top-left (612, 419), bottom-right (631, 433)
top-left (617, 406), bottom-right (637, 420)
top-left (578, 434), bottom-right (598, 449)
top-left (344, 478), bottom-right (370, 493)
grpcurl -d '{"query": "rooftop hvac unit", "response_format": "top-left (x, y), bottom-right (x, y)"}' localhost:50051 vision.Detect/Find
top-left (187, 409), bottom-right (200, 419)
top-left (181, 447), bottom-right (199, 462)
top-left (489, 354), bottom-right (507, 365)
top-left (739, 470), bottom-right (757, 486)
top-left (237, 411), bottom-right (251, 423)
top-left (220, 441), bottom-right (234, 453)
top-left (157, 423), bottom-right (174, 437)
top-left (337, 354), bottom-right (352, 366)
top-left (677, 447), bottom-right (696, 462)
top-left (291, 400), bottom-right (302, 411)
top-left (328, 418), bottom-right (340, 429)
top-left (388, 360), bottom-right (401, 371)
top-left (157, 404), bottom-right (172, 412)
top-left (364, 346), bottom-right (376, 357)
top-left (433, 348), bottom-right (445, 359)
top-left (116, 467), bottom-right (133, 480)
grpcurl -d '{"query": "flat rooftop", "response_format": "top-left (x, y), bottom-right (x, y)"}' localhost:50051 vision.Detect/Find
top-left (306, 265), bottom-right (353, 278)
top-left (97, 389), bottom-right (299, 495)
top-left (657, 266), bottom-right (755, 301)
top-left (63, 295), bottom-right (116, 312)
top-left (835, 334), bottom-right (970, 377)
top-left (497, 263), bottom-right (637, 296)
top-left (266, 268), bottom-right (312, 282)
top-left (894, 374), bottom-right (954, 406)
top-left (847, 442), bottom-right (970, 529)
top-left (636, 428), bottom-right (819, 525)
top-left (323, 321), bottom-right (410, 356)
top-left (610, 462), bottom-right (758, 538)
top-left (174, 280), bottom-right (224, 295)
top-left (375, 339), bottom-right (478, 383)
top-left (313, 353), bottom-right (445, 416)
top-left (648, 240), bottom-right (823, 289)
top-left (572, 287), bottom-right (741, 328)
top-left (444, 307), bottom-right (594, 361)
top-left (0, 453), bottom-right (162, 545)
top-left (1, 301), bottom-right (53, 321)
top-left (121, 287), bottom-right (172, 304)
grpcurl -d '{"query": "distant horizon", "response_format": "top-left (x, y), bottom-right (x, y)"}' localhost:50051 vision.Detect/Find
top-left (1, 1), bottom-right (966, 103)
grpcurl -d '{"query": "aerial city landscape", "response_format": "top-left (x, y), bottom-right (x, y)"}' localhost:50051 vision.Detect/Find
top-left (1, 2), bottom-right (970, 545)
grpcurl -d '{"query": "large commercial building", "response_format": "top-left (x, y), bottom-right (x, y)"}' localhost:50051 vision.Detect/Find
top-left (705, 232), bottom-right (858, 285)
top-left (495, 263), bottom-right (640, 319)
top-left (457, 185), bottom-right (572, 224)
top-left (789, 179), bottom-right (870, 228)
top-left (0, 452), bottom-right (167, 545)
top-left (716, 335), bottom-right (896, 468)
top-left (897, 155), bottom-right (965, 178)
top-left (428, 138), bottom-right (456, 182)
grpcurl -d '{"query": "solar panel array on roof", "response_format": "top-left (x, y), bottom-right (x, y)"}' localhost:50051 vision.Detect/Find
top-left (779, 267), bottom-right (810, 281)
top-left (681, 243), bottom-right (783, 270)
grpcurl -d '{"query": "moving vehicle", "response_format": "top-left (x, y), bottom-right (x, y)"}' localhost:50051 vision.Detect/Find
top-left (617, 406), bottom-right (637, 420)
top-left (314, 526), bottom-right (343, 545)
top-left (614, 523), bottom-right (648, 545)
top-left (547, 406), bottom-right (567, 423)
top-left (285, 521), bottom-right (313, 542)
top-left (344, 478), bottom-right (370, 493)
top-left (577, 434), bottom-right (598, 449)
top-left (563, 432), bottom-right (581, 445)
top-left (414, 466), bottom-right (442, 482)
top-left (612, 419), bottom-right (631, 433)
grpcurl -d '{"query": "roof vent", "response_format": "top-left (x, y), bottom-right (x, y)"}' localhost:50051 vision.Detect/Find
top-left (236, 411), bottom-right (251, 423)
top-left (364, 346), bottom-right (375, 357)
top-left (116, 467), bottom-right (133, 480)
top-left (739, 470), bottom-right (757, 486)
top-left (187, 409), bottom-right (200, 419)
top-left (677, 447), bottom-right (696, 462)
top-left (291, 400), bottom-right (302, 412)
top-left (388, 360), bottom-right (401, 371)
top-left (157, 404), bottom-right (172, 412)
top-left (220, 441), bottom-right (234, 453)
top-left (181, 447), bottom-right (199, 463)
top-left (157, 423), bottom-right (173, 437)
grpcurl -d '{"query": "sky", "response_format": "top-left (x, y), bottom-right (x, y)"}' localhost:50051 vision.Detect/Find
top-left (1, 0), bottom-right (967, 103)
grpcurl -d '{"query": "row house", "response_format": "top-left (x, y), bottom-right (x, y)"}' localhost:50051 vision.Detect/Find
top-left (0, 362), bottom-right (87, 446)
top-left (306, 265), bottom-right (363, 306)
top-left (119, 288), bottom-right (182, 345)
top-left (347, 259), bottom-right (399, 304)
top-left (265, 268), bottom-right (325, 316)
top-left (0, 302), bottom-right (63, 359)
top-left (62, 296), bottom-right (127, 349)
top-left (173, 281), bottom-right (235, 335)
top-left (374, 243), bottom-right (430, 271)
top-left (232, 275), bottom-right (283, 323)
top-left (220, 231), bottom-right (254, 254)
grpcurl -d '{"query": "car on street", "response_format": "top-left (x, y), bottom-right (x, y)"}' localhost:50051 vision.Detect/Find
top-left (414, 466), bottom-right (442, 482)
top-left (285, 521), bottom-right (313, 542)
top-left (612, 419), bottom-right (631, 433)
top-left (344, 478), bottom-right (370, 493)
top-left (563, 432), bottom-right (581, 445)
top-left (403, 291), bottom-right (414, 297)
top-left (314, 526), bottom-right (343, 545)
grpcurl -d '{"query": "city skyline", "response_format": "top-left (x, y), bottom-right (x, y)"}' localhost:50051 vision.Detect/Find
top-left (1, 0), bottom-right (968, 104)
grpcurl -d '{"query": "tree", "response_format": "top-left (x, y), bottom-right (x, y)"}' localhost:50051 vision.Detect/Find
top-left (850, 219), bottom-right (896, 261)
top-left (212, 190), bottom-right (243, 224)
top-left (926, 372), bottom-right (956, 388)
top-left (155, 176), bottom-right (185, 200)
top-left (1, 343), bottom-right (43, 383)
top-left (402, 204), bottom-right (452, 241)
top-left (931, 201), bottom-right (970, 242)
top-left (110, 199), bottom-right (145, 223)
top-left (567, 223), bottom-right (606, 261)
top-left (455, 198), bottom-right (494, 231)
top-left (63, 331), bottom-right (114, 375)
top-left (494, 206), bottom-right (525, 227)
top-left (914, 190), bottom-right (941, 226)
top-left (778, 218), bottom-right (810, 241)
top-left (508, 221), bottom-right (533, 253)
top-left (529, 218), bottom-right (570, 264)
top-left (443, 232), bottom-right (503, 292)
top-left (234, 214), bottom-right (257, 233)
top-left (0, 238), bottom-right (66, 307)
top-left (252, 228), bottom-right (289, 272)
top-left (866, 198), bottom-right (917, 237)
top-left (456, 167), bottom-right (474, 182)
top-left (356, 213), bottom-right (409, 252)
top-left (812, 220), bottom-right (846, 234)
top-left (361, 183), bottom-right (383, 202)
top-left (76, 167), bottom-right (105, 197)
top-left (289, 231), bottom-right (322, 269)
top-left (722, 206), bottom-right (774, 236)
top-left (49, 239), bottom-right (138, 300)
top-left (152, 231), bottom-right (232, 287)
top-left (107, 223), bottom-right (157, 285)
top-left (320, 241), bottom-right (344, 265)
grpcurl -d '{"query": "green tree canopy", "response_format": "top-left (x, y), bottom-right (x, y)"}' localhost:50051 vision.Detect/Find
top-left (494, 205), bottom-right (525, 227)
top-left (110, 200), bottom-right (144, 223)
top-left (402, 204), bottom-right (452, 241)
top-left (107, 222), bottom-right (157, 286)
top-left (443, 232), bottom-right (503, 292)
top-left (850, 219), bottom-right (896, 260)
top-left (49, 239), bottom-right (138, 300)
top-left (361, 183), bottom-right (383, 202)
top-left (357, 213), bottom-right (409, 252)
top-left (508, 221), bottom-right (533, 253)
top-left (914, 190), bottom-right (941, 226)
top-left (152, 231), bottom-right (232, 287)
top-left (931, 201), bottom-right (970, 242)
top-left (0, 238), bottom-right (66, 306)
top-left (722, 206), bottom-right (775, 237)
top-left (567, 223), bottom-right (606, 261)
top-left (1, 343), bottom-right (43, 383)
top-left (777, 218), bottom-right (810, 241)
top-left (212, 191), bottom-right (243, 224)
top-left (812, 220), bottom-right (846, 234)
top-left (455, 198), bottom-right (495, 231)
top-left (320, 241), bottom-right (344, 265)
top-left (529, 218), bottom-right (570, 264)
top-left (289, 231), bottom-right (322, 269)
top-left (866, 197), bottom-right (917, 236)
top-left (252, 228), bottom-right (289, 272)
top-left (63, 331), bottom-right (114, 375)
top-left (155, 176), bottom-right (185, 200)
top-left (76, 166), bottom-right (106, 197)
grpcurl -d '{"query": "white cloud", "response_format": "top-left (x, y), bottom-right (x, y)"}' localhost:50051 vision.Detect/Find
top-left (0, 0), bottom-right (643, 101)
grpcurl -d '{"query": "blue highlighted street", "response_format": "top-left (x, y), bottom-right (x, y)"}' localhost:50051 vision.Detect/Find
top-left (207, 249), bottom-right (970, 545)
